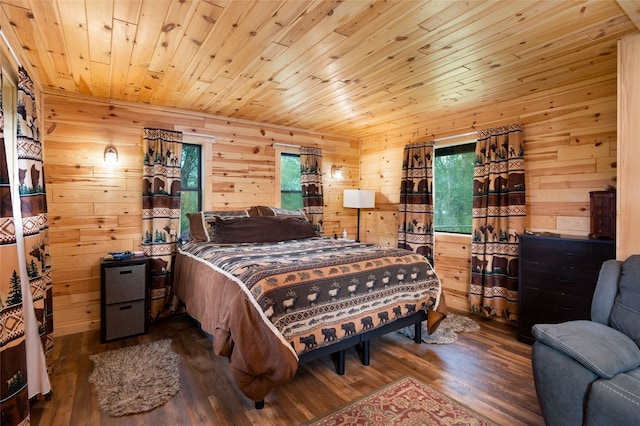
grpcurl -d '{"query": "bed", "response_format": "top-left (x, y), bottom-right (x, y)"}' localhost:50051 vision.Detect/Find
top-left (173, 212), bottom-right (446, 407)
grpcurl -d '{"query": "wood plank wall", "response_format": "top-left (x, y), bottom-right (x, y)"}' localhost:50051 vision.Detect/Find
top-left (39, 71), bottom-right (628, 333)
top-left (359, 75), bottom-right (618, 312)
top-left (43, 92), bottom-right (359, 336)
top-left (618, 33), bottom-right (640, 260)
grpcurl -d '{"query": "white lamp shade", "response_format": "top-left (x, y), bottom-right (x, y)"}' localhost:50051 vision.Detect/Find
top-left (343, 189), bottom-right (375, 208)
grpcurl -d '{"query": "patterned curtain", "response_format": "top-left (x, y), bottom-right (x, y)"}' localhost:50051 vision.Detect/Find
top-left (398, 141), bottom-right (435, 263)
top-left (1, 67), bottom-right (52, 425)
top-left (300, 146), bottom-right (324, 235)
top-left (470, 124), bottom-right (526, 321)
top-left (142, 128), bottom-right (182, 320)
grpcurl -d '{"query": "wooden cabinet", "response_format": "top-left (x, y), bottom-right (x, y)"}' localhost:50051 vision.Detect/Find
top-left (100, 257), bottom-right (149, 343)
top-left (589, 190), bottom-right (616, 239)
top-left (517, 234), bottom-right (615, 344)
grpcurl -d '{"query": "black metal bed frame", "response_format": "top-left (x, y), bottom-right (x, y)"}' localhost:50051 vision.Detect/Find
top-left (254, 310), bottom-right (427, 409)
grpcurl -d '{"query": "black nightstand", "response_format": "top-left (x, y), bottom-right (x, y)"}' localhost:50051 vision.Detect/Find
top-left (100, 257), bottom-right (149, 343)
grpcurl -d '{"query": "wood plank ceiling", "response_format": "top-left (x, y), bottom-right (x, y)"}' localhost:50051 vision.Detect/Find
top-left (0, 0), bottom-right (639, 140)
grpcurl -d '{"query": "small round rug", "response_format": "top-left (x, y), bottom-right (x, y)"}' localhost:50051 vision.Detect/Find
top-left (88, 339), bottom-right (181, 417)
top-left (398, 312), bottom-right (481, 344)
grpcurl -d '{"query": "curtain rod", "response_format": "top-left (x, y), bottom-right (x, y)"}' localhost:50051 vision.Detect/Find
top-left (433, 130), bottom-right (477, 143)
top-left (272, 142), bottom-right (320, 149)
top-left (272, 142), bottom-right (301, 149)
top-left (182, 131), bottom-right (216, 142)
top-left (0, 28), bottom-right (21, 67)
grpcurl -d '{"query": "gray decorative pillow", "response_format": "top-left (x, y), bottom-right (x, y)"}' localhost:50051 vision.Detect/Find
top-left (611, 254), bottom-right (640, 347)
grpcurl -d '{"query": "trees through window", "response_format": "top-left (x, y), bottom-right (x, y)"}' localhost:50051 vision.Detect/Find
top-left (180, 143), bottom-right (202, 233)
top-left (434, 142), bottom-right (475, 234)
top-left (280, 153), bottom-right (303, 210)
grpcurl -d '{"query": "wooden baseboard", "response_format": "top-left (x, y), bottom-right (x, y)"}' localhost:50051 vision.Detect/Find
top-left (54, 320), bottom-right (100, 337)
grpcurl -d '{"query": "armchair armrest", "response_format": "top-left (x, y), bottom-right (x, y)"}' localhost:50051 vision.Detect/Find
top-left (533, 320), bottom-right (640, 379)
top-left (591, 259), bottom-right (622, 325)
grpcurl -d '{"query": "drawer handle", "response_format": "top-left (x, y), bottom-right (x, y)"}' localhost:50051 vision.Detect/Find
top-left (119, 270), bottom-right (133, 275)
top-left (559, 252), bottom-right (574, 256)
top-left (119, 305), bottom-right (132, 311)
top-left (555, 278), bottom-right (573, 284)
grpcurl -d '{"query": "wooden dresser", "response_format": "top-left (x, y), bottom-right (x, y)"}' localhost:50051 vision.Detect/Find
top-left (517, 234), bottom-right (615, 344)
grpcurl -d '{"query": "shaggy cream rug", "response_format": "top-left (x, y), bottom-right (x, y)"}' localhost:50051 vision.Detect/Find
top-left (88, 339), bottom-right (181, 417)
top-left (399, 312), bottom-right (481, 344)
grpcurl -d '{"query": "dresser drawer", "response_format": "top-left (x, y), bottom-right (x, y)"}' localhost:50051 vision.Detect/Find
top-left (518, 287), bottom-right (592, 343)
top-left (591, 223), bottom-right (613, 238)
top-left (592, 196), bottom-right (613, 208)
top-left (104, 300), bottom-right (146, 341)
top-left (591, 215), bottom-right (613, 238)
top-left (520, 286), bottom-right (592, 317)
top-left (519, 237), bottom-right (614, 271)
top-left (104, 263), bottom-right (146, 304)
top-left (519, 262), bottom-right (598, 298)
top-left (592, 215), bottom-right (612, 226)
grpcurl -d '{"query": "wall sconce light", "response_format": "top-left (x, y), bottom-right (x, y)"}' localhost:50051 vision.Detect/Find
top-left (104, 144), bottom-right (118, 164)
top-left (331, 165), bottom-right (343, 180)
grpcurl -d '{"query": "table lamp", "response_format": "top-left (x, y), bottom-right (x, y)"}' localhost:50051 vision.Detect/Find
top-left (343, 189), bottom-right (375, 242)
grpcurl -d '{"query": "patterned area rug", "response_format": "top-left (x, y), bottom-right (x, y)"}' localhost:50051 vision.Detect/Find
top-left (398, 312), bottom-right (481, 344)
top-left (88, 339), bottom-right (181, 417)
top-left (305, 376), bottom-right (497, 426)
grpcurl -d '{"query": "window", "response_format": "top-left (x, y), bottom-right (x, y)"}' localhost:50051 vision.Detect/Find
top-left (180, 143), bottom-right (202, 233)
top-left (434, 142), bottom-right (475, 234)
top-left (280, 153), bottom-right (303, 210)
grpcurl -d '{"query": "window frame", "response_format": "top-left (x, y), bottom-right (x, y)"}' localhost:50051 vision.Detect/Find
top-left (179, 140), bottom-right (208, 233)
top-left (279, 152), bottom-right (303, 210)
top-left (274, 145), bottom-right (301, 208)
top-left (433, 139), bottom-right (476, 235)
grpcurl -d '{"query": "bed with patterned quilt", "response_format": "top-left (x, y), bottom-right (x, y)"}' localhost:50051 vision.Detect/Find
top-left (173, 211), bottom-right (446, 406)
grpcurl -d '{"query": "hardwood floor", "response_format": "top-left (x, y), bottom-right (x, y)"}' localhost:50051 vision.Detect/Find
top-left (30, 312), bottom-right (544, 425)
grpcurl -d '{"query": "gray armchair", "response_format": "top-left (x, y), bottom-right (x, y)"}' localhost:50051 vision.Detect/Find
top-left (531, 255), bottom-right (640, 426)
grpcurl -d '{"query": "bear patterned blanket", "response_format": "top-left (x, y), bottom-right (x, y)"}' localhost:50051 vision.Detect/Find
top-left (174, 237), bottom-right (444, 402)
